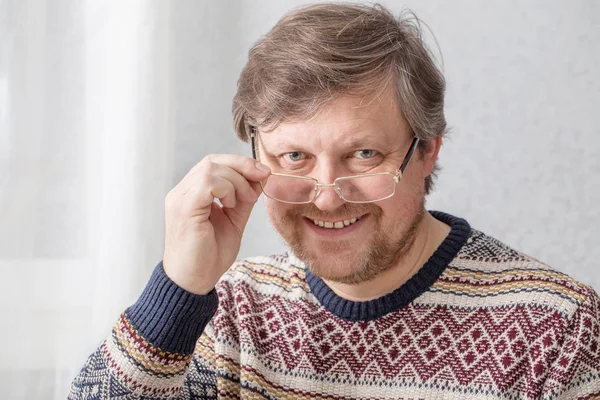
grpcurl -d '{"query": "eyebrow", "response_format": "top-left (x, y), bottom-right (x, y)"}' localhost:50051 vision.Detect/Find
top-left (260, 135), bottom-right (393, 153)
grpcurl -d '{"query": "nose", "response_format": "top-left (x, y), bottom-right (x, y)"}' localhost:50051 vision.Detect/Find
top-left (309, 160), bottom-right (347, 211)
top-left (312, 184), bottom-right (346, 211)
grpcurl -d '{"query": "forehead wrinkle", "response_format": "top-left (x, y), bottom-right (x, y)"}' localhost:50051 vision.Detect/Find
top-left (261, 120), bottom-right (399, 156)
top-left (259, 89), bottom-right (407, 153)
top-left (258, 123), bottom-right (325, 154)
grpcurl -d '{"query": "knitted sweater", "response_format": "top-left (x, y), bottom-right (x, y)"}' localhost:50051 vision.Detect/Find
top-left (69, 212), bottom-right (600, 399)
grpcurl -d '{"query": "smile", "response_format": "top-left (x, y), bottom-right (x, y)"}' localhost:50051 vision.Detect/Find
top-left (309, 216), bottom-right (363, 229)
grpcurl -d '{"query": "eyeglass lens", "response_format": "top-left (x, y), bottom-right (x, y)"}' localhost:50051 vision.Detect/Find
top-left (261, 173), bottom-right (395, 203)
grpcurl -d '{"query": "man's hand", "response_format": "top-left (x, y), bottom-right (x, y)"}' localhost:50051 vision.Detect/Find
top-left (162, 154), bottom-right (270, 295)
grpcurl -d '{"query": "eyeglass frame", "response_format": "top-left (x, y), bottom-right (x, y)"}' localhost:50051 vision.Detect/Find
top-left (250, 129), bottom-right (420, 204)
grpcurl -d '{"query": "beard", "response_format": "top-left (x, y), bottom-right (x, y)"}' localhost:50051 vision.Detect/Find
top-left (268, 199), bottom-right (426, 285)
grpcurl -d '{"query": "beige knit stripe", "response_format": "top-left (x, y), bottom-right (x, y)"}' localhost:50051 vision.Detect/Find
top-left (104, 334), bottom-right (187, 390)
top-left (216, 378), bottom-right (242, 399)
top-left (217, 353), bottom-right (505, 400)
top-left (230, 259), bottom-right (585, 300)
top-left (546, 373), bottom-right (600, 399)
top-left (444, 266), bottom-right (578, 285)
top-left (195, 334), bottom-right (217, 365)
top-left (240, 365), bottom-right (329, 400)
top-left (235, 363), bottom-right (508, 400)
top-left (220, 261), bottom-right (584, 314)
top-left (231, 257), bottom-right (305, 278)
top-left (220, 273), bottom-right (583, 315)
top-left (111, 331), bottom-right (188, 376)
top-left (118, 315), bottom-right (190, 360)
top-left (112, 318), bottom-right (189, 375)
top-left (221, 274), bottom-right (311, 301)
top-left (232, 262), bottom-right (308, 290)
top-left (223, 275), bottom-right (585, 312)
top-left (414, 291), bottom-right (581, 320)
top-left (243, 258), bottom-right (305, 275)
top-left (433, 278), bottom-right (586, 303)
top-left (237, 391), bottom-right (265, 400)
top-left (450, 258), bottom-right (552, 271)
top-left (241, 255), bottom-right (307, 273)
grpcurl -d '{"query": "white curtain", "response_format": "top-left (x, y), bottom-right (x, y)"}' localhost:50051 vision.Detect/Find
top-left (1, 0), bottom-right (599, 398)
top-left (1, 0), bottom-right (172, 397)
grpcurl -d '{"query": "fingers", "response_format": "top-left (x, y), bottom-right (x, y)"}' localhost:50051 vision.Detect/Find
top-left (171, 154), bottom-right (270, 214)
top-left (210, 175), bottom-right (237, 208)
top-left (199, 154), bottom-right (270, 184)
top-left (162, 154), bottom-right (268, 295)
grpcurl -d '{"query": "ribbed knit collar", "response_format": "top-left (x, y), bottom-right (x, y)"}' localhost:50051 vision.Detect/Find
top-left (301, 211), bottom-right (471, 321)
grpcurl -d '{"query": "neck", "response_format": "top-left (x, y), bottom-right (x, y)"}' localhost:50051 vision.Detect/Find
top-left (323, 211), bottom-right (450, 302)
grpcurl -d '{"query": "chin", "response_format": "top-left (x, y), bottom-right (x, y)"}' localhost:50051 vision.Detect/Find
top-left (310, 261), bottom-right (375, 285)
top-left (291, 242), bottom-right (374, 284)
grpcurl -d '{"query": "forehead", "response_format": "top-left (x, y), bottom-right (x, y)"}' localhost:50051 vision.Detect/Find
top-left (259, 90), bottom-right (411, 150)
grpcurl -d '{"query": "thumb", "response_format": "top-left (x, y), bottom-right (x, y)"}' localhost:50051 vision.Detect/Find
top-left (219, 195), bottom-right (258, 237)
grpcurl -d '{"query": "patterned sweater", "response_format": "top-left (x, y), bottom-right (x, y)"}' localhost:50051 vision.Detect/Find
top-left (69, 212), bottom-right (600, 399)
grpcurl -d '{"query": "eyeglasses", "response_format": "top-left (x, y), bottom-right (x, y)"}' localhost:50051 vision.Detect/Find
top-left (250, 132), bottom-right (419, 204)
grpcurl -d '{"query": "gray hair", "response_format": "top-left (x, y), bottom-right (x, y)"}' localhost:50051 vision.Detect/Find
top-left (232, 3), bottom-right (446, 194)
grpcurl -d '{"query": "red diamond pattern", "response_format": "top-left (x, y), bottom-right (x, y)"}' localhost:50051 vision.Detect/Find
top-left (212, 279), bottom-right (600, 398)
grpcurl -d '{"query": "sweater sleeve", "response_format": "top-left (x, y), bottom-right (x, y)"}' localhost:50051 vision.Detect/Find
top-left (542, 285), bottom-right (600, 399)
top-left (68, 262), bottom-right (219, 399)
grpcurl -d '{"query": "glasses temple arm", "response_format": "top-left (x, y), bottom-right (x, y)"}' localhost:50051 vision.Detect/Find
top-left (398, 137), bottom-right (420, 174)
top-left (250, 131), bottom-right (257, 160)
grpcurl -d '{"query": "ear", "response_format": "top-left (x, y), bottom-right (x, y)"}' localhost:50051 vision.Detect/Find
top-left (420, 136), bottom-right (442, 177)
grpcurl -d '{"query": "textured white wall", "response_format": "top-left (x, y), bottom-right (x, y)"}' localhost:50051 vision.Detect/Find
top-left (168, 0), bottom-right (600, 288)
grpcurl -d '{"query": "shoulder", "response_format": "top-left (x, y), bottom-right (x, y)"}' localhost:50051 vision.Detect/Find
top-left (215, 252), bottom-right (311, 301)
top-left (438, 228), bottom-right (594, 322)
top-left (209, 252), bottom-right (313, 339)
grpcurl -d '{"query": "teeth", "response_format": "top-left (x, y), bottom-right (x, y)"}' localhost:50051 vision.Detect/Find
top-left (312, 216), bottom-right (361, 229)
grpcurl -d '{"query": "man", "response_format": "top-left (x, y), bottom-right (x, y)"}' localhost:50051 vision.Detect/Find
top-left (70, 3), bottom-right (600, 399)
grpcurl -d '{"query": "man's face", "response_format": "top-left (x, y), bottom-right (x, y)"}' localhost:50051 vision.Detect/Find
top-left (257, 89), bottom-right (430, 284)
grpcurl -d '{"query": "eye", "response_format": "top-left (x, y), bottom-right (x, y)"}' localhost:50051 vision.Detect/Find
top-left (355, 149), bottom-right (378, 159)
top-left (282, 151), bottom-right (305, 162)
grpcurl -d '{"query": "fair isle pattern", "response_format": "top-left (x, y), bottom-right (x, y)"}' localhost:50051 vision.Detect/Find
top-left (70, 227), bottom-right (600, 399)
top-left (70, 314), bottom-right (193, 399)
top-left (200, 229), bottom-right (600, 399)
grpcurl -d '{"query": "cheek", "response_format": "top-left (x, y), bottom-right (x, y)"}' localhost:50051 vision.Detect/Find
top-left (375, 198), bottom-right (405, 223)
top-left (398, 159), bottom-right (427, 198)
top-left (264, 197), bottom-right (278, 217)
top-left (375, 179), bottom-right (422, 218)
top-left (407, 154), bottom-right (428, 186)
top-left (264, 197), bottom-right (291, 220)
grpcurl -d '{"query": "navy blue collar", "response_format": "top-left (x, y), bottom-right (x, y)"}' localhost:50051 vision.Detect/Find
top-left (304, 211), bottom-right (471, 321)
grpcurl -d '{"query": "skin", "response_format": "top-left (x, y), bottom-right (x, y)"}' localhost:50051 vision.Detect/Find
top-left (163, 85), bottom-right (450, 301)
top-left (257, 87), bottom-right (451, 301)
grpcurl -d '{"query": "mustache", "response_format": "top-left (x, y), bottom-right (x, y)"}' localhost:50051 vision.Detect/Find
top-left (285, 203), bottom-right (382, 220)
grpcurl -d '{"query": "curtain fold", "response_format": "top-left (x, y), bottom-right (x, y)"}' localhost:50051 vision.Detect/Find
top-left (0, 0), bottom-right (171, 397)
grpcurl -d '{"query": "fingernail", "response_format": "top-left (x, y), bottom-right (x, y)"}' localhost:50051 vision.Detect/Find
top-left (255, 162), bottom-right (270, 173)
